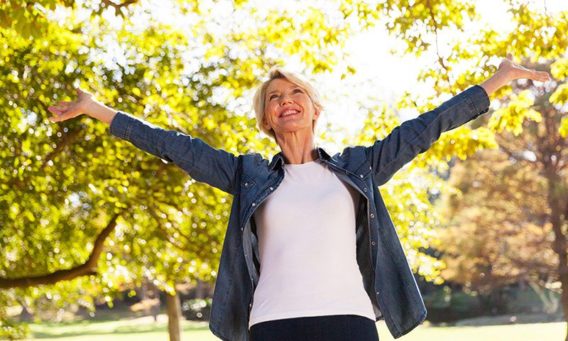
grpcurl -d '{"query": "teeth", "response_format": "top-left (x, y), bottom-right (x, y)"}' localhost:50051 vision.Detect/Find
top-left (281, 109), bottom-right (299, 117)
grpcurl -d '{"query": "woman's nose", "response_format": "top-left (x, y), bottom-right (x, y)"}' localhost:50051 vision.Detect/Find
top-left (280, 95), bottom-right (293, 105)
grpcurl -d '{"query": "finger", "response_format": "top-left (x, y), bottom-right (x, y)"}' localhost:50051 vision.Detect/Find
top-left (48, 106), bottom-right (60, 114)
top-left (535, 71), bottom-right (551, 82)
top-left (48, 106), bottom-right (65, 115)
top-left (49, 105), bottom-right (66, 112)
top-left (49, 112), bottom-right (73, 122)
top-left (524, 70), bottom-right (550, 82)
top-left (48, 115), bottom-right (61, 123)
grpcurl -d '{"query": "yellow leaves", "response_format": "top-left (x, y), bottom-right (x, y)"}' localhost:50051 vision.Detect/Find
top-left (560, 117), bottom-right (568, 138)
top-left (379, 168), bottom-right (447, 281)
top-left (550, 58), bottom-right (568, 81)
top-left (131, 87), bottom-right (141, 97)
top-left (550, 83), bottom-right (568, 106)
top-left (488, 90), bottom-right (542, 136)
top-left (412, 126), bottom-right (498, 172)
top-left (204, 43), bottom-right (226, 60)
top-left (417, 256), bottom-right (446, 285)
top-left (202, 116), bottom-right (216, 130)
top-left (359, 103), bottom-right (400, 144)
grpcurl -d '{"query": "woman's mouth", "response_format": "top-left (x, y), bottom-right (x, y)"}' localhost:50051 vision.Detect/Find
top-left (280, 109), bottom-right (300, 118)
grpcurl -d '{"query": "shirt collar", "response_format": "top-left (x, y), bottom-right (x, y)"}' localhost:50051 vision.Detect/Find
top-left (269, 147), bottom-right (332, 171)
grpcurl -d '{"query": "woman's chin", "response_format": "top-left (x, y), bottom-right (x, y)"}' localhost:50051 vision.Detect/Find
top-left (275, 125), bottom-right (312, 135)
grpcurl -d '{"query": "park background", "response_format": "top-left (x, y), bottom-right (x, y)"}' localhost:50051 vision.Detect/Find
top-left (0, 0), bottom-right (567, 340)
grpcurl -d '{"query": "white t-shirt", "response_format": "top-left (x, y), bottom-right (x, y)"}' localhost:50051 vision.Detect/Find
top-left (248, 159), bottom-right (376, 329)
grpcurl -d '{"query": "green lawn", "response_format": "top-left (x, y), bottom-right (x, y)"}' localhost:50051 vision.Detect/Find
top-left (27, 315), bottom-right (565, 341)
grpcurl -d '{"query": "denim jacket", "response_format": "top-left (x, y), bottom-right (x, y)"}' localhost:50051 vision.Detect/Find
top-left (109, 85), bottom-right (490, 340)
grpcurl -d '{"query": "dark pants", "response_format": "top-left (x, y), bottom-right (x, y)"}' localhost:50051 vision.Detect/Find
top-left (250, 314), bottom-right (379, 341)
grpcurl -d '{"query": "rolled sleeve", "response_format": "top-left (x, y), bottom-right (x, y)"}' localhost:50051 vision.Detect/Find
top-left (468, 85), bottom-right (491, 118)
top-left (109, 111), bottom-right (135, 140)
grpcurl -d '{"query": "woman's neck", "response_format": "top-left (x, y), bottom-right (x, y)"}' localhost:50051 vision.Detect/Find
top-left (275, 131), bottom-right (317, 164)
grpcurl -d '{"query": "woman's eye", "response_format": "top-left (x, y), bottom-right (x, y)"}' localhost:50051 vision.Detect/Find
top-left (293, 88), bottom-right (303, 93)
top-left (269, 94), bottom-right (278, 100)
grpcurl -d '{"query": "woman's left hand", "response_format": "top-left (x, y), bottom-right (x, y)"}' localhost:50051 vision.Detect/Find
top-left (498, 54), bottom-right (551, 83)
top-left (480, 54), bottom-right (551, 95)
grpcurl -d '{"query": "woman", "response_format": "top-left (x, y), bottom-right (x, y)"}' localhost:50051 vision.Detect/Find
top-left (48, 57), bottom-right (550, 341)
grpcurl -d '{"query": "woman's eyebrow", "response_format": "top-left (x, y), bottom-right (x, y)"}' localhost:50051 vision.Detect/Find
top-left (267, 86), bottom-right (301, 95)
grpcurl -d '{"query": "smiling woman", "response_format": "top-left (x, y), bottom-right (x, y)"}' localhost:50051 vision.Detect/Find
top-left (48, 56), bottom-right (550, 341)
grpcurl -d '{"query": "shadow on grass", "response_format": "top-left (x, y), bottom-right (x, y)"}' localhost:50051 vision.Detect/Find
top-left (31, 322), bottom-right (210, 339)
top-left (431, 313), bottom-right (563, 327)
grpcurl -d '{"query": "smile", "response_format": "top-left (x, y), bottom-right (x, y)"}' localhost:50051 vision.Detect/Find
top-left (280, 109), bottom-right (300, 118)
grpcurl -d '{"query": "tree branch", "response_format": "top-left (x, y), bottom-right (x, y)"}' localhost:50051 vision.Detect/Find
top-left (100, 0), bottom-right (139, 14)
top-left (41, 128), bottom-right (82, 170)
top-left (0, 214), bottom-right (120, 289)
top-left (426, 0), bottom-right (452, 88)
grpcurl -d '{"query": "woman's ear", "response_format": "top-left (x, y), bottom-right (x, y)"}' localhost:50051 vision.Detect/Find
top-left (262, 117), bottom-right (271, 130)
top-left (313, 108), bottom-right (321, 123)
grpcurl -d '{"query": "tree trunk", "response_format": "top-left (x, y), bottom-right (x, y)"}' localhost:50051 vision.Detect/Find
top-left (196, 280), bottom-right (205, 299)
top-left (166, 291), bottom-right (182, 341)
top-left (544, 170), bottom-right (568, 341)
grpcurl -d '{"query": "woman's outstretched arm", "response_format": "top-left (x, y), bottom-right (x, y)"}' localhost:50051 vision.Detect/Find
top-left (367, 55), bottom-right (551, 186)
top-left (47, 89), bottom-right (240, 195)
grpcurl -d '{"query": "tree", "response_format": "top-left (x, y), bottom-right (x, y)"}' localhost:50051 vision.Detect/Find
top-left (437, 148), bottom-right (558, 313)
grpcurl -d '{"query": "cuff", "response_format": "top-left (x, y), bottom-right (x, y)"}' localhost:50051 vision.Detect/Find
top-left (470, 85), bottom-right (491, 115)
top-left (109, 111), bottom-right (134, 140)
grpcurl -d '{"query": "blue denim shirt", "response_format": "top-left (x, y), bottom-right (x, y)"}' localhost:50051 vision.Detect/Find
top-left (109, 85), bottom-right (489, 340)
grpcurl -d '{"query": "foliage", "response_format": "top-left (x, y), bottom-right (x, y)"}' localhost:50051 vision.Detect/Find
top-left (376, 0), bottom-right (567, 329)
top-left (2, 0), bottom-right (566, 339)
top-left (437, 149), bottom-right (556, 293)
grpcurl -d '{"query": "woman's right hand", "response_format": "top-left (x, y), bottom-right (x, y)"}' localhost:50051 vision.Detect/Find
top-left (48, 87), bottom-right (96, 123)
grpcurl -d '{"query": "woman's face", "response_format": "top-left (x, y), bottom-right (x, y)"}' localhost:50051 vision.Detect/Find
top-left (262, 78), bottom-right (319, 137)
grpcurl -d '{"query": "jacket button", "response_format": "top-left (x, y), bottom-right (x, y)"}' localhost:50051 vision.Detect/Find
top-left (244, 182), bottom-right (249, 187)
top-left (369, 166), bottom-right (372, 170)
top-left (360, 174), bottom-right (364, 178)
top-left (269, 187), bottom-right (274, 191)
top-left (363, 188), bottom-right (367, 192)
top-left (376, 291), bottom-right (380, 295)
top-left (371, 241), bottom-right (376, 246)
top-left (240, 227), bottom-right (244, 231)
top-left (370, 213), bottom-right (375, 219)
top-left (252, 202), bottom-right (256, 207)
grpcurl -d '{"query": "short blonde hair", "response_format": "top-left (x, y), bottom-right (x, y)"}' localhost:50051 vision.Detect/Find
top-left (253, 67), bottom-right (324, 139)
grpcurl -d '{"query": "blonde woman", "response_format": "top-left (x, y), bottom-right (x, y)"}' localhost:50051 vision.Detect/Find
top-left (49, 57), bottom-right (550, 341)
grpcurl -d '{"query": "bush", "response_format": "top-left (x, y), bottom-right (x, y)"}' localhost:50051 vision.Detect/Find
top-left (181, 298), bottom-right (212, 321)
top-left (0, 319), bottom-right (29, 340)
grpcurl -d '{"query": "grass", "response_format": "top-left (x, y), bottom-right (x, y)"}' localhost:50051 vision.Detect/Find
top-left (26, 314), bottom-right (566, 341)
